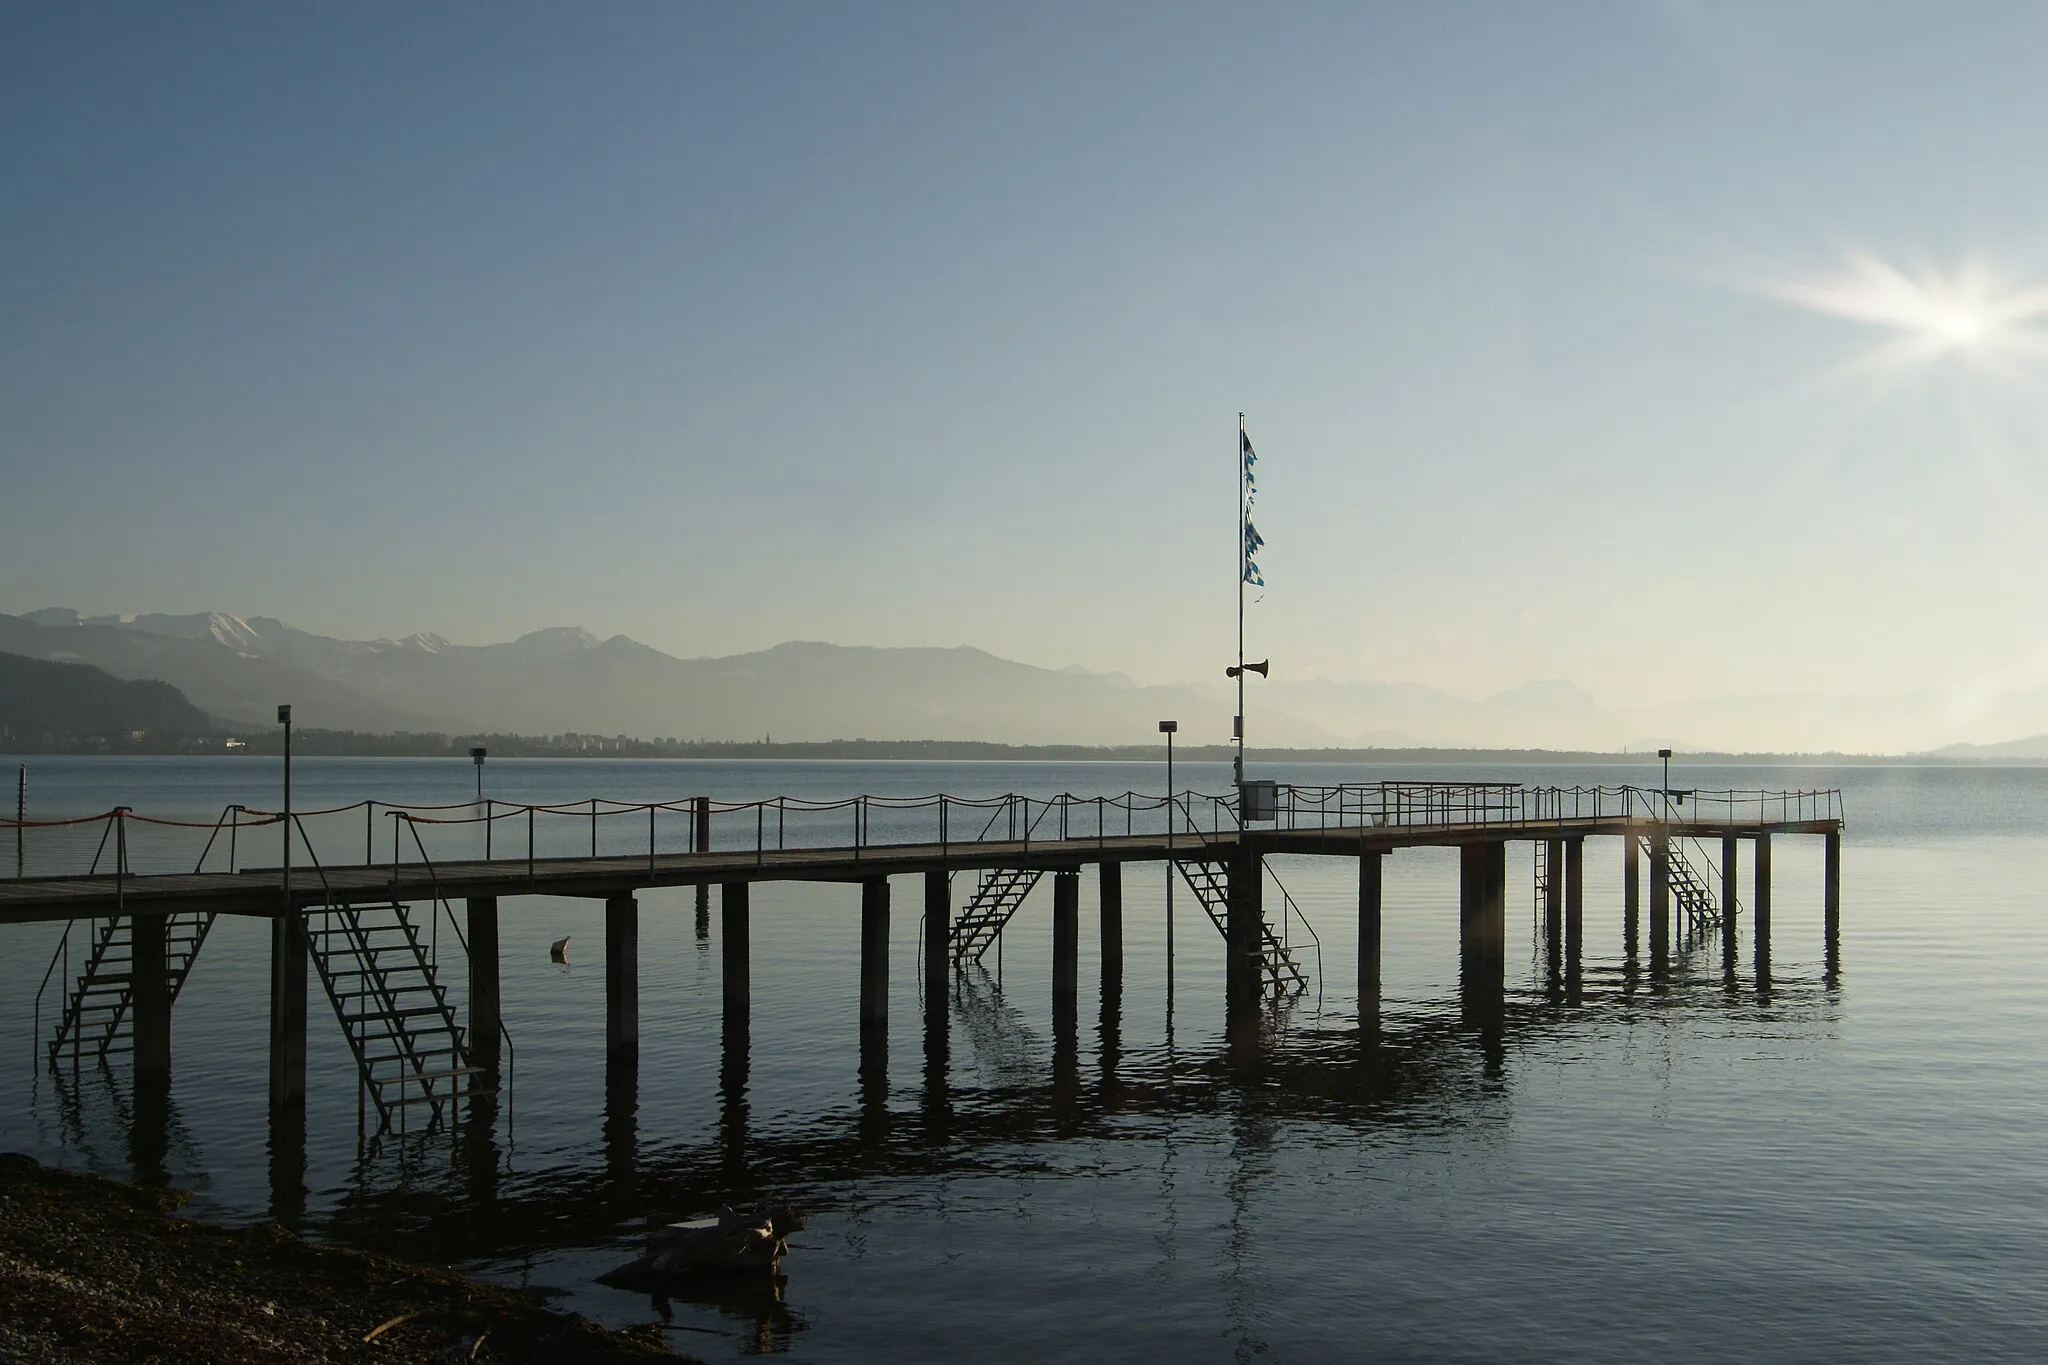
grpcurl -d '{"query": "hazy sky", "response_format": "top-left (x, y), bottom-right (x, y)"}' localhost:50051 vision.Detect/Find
top-left (7, 2), bottom-right (2048, 715)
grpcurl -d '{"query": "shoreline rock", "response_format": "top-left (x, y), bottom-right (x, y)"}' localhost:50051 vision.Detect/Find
top-left (0, 1153), bottom-right (695, 1364)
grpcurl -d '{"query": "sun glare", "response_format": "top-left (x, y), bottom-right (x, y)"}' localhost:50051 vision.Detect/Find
top-left (1754, 253), bottom-right (2048, 382)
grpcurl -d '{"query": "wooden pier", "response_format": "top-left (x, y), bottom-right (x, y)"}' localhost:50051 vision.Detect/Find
top-left (6, 781), bottom-right (1843, 1156)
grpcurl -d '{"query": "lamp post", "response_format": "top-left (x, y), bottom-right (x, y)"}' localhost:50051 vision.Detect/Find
top-left (470, 746), bottom-right (487, 803)
top-left (1658, 747), bottom-right (1673, 823)
top-left (1160, 720), bottom-right (1177, 1011)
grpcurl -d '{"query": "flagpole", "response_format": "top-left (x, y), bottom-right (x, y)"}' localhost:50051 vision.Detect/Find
top-left (1236, 412), bottom-right (1246, 792)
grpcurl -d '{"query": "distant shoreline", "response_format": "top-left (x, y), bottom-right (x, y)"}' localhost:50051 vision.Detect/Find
top-left (3, 733), bottom-right (2037, 765)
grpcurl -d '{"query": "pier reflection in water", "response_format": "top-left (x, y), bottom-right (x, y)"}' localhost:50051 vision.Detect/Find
top-left (292, 947), bottom-right (1765, 1269)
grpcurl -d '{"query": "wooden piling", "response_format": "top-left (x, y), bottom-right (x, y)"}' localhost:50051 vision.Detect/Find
top-left (923, 869), bottom-right (949, 998)
top-left (1460, 843), bottom-right (1506, 972)
top-left (1648, 827), bottom-right (1671, 977)
top-left (721, 882), bottom-right (750, 1018)
top-left (1098, 861), bottom-right (1123, 992)
top-left (859, 879), bottom-right (890, 1133)
top-left (1824, 830), bottom-right (1841, 977)
top-left (131, 913), bottom-right (171, 1091)
top-left (1720, 835), bottom-right (1739, 968)
top-left (694, 797), bottom-right (712, 938)
top-left (1563, 837), bottom-right (1584, 993)
top-left (1755, 832), bottom-right (1773, 983)
top-left (1225, 842), bottom-right (1264, 1021)
top-left (467, 897), bottom-right (501, 1074)
top-left (860, 877), bottom-right (890, 1033)
top-left (267, 912), bottom-right (307, 1116)
top-left (605, 893), bottom-right (638, 1061)
top-left (1359, 847), bottom-right (1384, 1034)
top-left (1052, 870), bottom-right (1079, 1004)
top-left (1460, 841), bottom-right (1507, 1019)
top-left (922, 869), bottom-right (950, 1073)
top-left (1623, 832), bottom-right (1640, 959)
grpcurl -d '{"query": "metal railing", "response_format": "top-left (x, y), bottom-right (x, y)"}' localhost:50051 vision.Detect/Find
top-left (5, 782), bottom-right (1846, 882)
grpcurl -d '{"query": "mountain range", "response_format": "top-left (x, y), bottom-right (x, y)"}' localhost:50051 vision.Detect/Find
top-left (9, 607), bottom-right (2048, 754)
top-left (0, 651), bottom-right (217, 747)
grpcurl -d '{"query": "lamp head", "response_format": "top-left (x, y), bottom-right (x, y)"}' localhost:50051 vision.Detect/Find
top-left (1657, 748), bottom-right (1672, 760)
top-left (276, 704), bottom-right (292, 725)
top-left (470, 747), bottom-right (487, 765)
top-left (1158, 720), bottom-right (1178, 734)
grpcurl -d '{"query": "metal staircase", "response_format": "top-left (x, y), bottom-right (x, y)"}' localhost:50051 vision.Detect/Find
top-left (1533, 840), bottom-right (1553, 921)
top-left (1174, 858), bottom-right (1310, 995)
top-left (303, 899), bottom-right (486, 1133)
top-left (48, 912), bottom-right (218, 1065)
top-left (950, 867), bottom-right (1045, 966)
top-left (1641, 835), bottom-right (1731, 935)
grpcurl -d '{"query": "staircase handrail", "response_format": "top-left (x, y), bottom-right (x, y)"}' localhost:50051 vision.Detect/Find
top-left (397, 813), bottom-right (517, 1113)
top-left (185, 803), bottom-right (248, 874)
top-left (32, 919), bottom-right (77, 1066)
top-left (1265, 864), bottom-right (1324, 994)
top-left (35, 807), bottom-right (128, 1065)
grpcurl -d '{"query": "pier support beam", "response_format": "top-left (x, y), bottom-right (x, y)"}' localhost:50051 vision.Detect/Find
top-left (1648, 827), bottom-right (1671, 978)
top-left (1099, 861), bottom-right (1123, 995)
top-left (131, 913), bottom-right (171, 1093)
top-left (267, 912), bottom-right (307, 1116)
top-left (605, 894), bottom-right (638, 1062)
top-left (1051, 874), bottom-right (1081, 1122)
top-left (1824, 830), bottom-right (1841, 979)
top-left (923, 870), bottom-right (949, 1006)
top-left (1359, 847), bottom-right (1383, 1035)
top-left (1755, 833), bottom-right (1773, 984)
top-left (860, 878), bottom-right (890, 1034)
top-left (1052, 869), bottom-right (1079, 1006)
top-left (921, 870), bottom-right (949, 1113)
top-left (1623, 833), bottom-right (1641, 962)
top-left (859, 877), bottom-right (890, 1138)
top-left (1459, 841), bottom-right (1507, 1013)
top-left (722, 882), bottom-right (750, 1020)
top-left (694, 797), bottom-right (712, 940)
top-left (1564, 838), bottom-right (1584, 997)
top-left (467, 897), bottom-right (501, 1075)
top-left (1225, 844), bottom-right (1265, 1024)
top-left (1720, 836), bottom-right (1739, 971)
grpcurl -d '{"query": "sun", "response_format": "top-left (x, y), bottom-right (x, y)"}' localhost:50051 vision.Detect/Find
top-left (1929, 306), bottom-right (1986, 350)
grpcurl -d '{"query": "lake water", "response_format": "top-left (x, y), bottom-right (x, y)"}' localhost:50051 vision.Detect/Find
top-left (3, 756), bottom-right (2045, 1361)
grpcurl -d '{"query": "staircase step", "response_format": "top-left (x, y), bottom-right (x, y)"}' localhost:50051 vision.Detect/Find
top-left (345, 1006), bottom-right (450, 1023)
top-left (379, 1092), bottom-right (473, 1110)
top-left (332, 986), bottom-right (442, 1001)
top-left (371, 1065), bottom-right (487, 1087)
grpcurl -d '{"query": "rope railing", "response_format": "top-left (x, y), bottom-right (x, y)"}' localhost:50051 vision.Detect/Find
top-left (4, 782), bottom-right (1845, 882)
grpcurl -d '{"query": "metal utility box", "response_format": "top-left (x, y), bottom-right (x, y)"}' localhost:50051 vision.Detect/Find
top-left (1240, 779), bottom-right (1278, 823)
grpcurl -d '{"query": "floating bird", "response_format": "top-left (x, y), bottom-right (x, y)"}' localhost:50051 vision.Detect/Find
top-left (550, 935), bottom-right (571, 964)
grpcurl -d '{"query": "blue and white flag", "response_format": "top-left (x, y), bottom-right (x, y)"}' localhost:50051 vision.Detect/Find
top-left (1242, 430), bottom-right (1265, 586)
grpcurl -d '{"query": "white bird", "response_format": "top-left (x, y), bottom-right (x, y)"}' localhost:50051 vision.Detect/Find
top-left (550, 935), bottom-right (571, 964)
